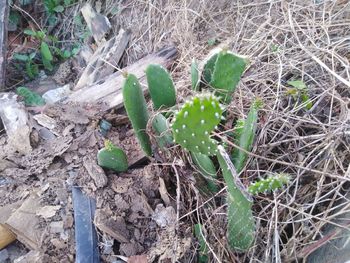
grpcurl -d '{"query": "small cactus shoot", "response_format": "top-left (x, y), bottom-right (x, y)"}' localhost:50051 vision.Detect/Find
top-left (97, 140), bottom-right (128, 172)
top-left (231, 99), bottom-right (263, 172)
top-left (152, 113), bottom-right (173, 149)
top-left (202, 53), bottom-right (218, 84)
top-left (248, 173), bottom-right (290, 195)
top-left (210, 50), bottom-right (247, 103)
top-left (171, 94), bottom-right (223, 156)
top-left (122, 73), bottom-right (152, 156)
top-left (217, 145), bottom-right (255, 251)
top-left (146, 64), bottom-right (176, 109)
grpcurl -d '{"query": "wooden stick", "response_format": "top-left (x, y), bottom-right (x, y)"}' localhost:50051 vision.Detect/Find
top-left (0, 224), bottom-right (16, 250)
top-left (0, 0), bottom-right (9, 90)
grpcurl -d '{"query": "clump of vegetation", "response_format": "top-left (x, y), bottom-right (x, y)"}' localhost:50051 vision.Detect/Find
top-left (121, 48), bottom-right (290, 254)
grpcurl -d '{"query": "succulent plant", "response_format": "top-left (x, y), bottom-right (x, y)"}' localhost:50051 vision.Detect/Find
top-left (191, 152), bottom-right (218, 193)
top-left (248, 173), bottom-right (290, 195)
top-left (217, 145), bottom-right (255, 251)
top-left (202, 50), bottom-right (247, 103)
top-left (97, 140), bottom-right (128, 172)
top-left (152, 113), bottom-right (173, 149)
top-left (231, 99), bottom-right (263, 172)
top-left (122, 73), bottom-right (152, 156)
top-left (146, 64), bottom-right (176, 110)
top-left (171, 94), bottom-right (223, 156)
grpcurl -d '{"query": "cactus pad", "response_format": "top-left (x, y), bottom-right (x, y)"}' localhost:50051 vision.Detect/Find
top-left (210, 50), bottom-right (247, 101)
top-left (171, 94), bottom-right (223, 156)
top-left (217, 145), bottom-right (255, 251)
top-left (146, 64), bottom-right (176, 109)
top-left (248, 173), bottom-right (290, 195)
top-left (97, 140), bottom-right (128, 172)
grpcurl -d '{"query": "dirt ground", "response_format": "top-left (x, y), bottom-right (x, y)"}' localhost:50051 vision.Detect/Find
top-left (1, 0), bottom-right (350, 262)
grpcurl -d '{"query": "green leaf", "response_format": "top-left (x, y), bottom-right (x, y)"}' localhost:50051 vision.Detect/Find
top-left (25, 61), bottom-right (39, 79)
top-left (40, 42), bottom-right (53, 61)
top-left (29, 52), bottom-right (37, 60)
top-left (54, 5), bottom-right (64, 13)
top-left (71, 46), bottom-right (80, 56)
top-left (36, 31), bottom-right (46, 40)
top-left (16, 87), bottom-right (46, 106)
top-left (13, 53), bottom-right (29, 62)
top-left (301, 93), bottom-right (312, 110)
top-left (23, 29), bottom-right (36, 36)
top-left (287, 80), bottom-right (307, 91)
top-left (42, 58), bottom-right (54, 71)
top-left (64, 0), bottom-right (71, 5)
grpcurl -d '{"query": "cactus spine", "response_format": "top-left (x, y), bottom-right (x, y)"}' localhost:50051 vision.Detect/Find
top-left (122, 73), bottom-right (152, 156)
top-left (97, 140), bottom-right (128, 172)
top-left (146, 64), bottom-right (176, 109)
top-left (248, 173), bottom-right (290, 195)
top-left (217, 145), bottom-right (255, 251)
top-left (171, 94), bottom-right (223, 156)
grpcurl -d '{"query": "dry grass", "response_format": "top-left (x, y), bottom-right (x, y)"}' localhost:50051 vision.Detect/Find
top-left (102, 0), bottom-right (350, 262)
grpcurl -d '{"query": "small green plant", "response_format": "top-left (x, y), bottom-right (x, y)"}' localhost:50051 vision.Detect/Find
top-left (248, 173), bottom-right (290, 195)
top-left (97, 140), bottom-right (128, 172)
top-left (287, 80), bottom-right (312, 110)
top-left (122, 73), bottom-right (152, 156)
top-left (203, 49), bottom-right (248, 103)
top-left (13, 52), bottom-right (39, 79)
top-left (231, 98), bottom-right (263, 173)
top-left (146, 64), bottom-right (176, 109)
top-left (16, 87), bottom-right (46, 106)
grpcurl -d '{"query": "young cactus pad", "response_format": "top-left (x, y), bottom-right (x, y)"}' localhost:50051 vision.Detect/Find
top-left (171, 94), bottom-right (223, 156)
top-left (97, 140), bottom-right (128, 172)
top-left (152, 113), bottom-right (173, 149)
top-left (248, 173), bottom-right (290, 195)
top-left (209, 50), bottom-right (247, 102)
top-left (217, 145), bottom-right (255, 251)
top-left (122, 73), bottom-right (152, 156)
top-left (145, 64), bottom-right (176, 109)
top-left (191, 152), bottom-right (218, 193)
top-left (231, 99), bottom-right (263, 172)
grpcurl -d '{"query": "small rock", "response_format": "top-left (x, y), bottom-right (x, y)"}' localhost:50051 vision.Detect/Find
top-left (50, 221), bottom-right (64, 234)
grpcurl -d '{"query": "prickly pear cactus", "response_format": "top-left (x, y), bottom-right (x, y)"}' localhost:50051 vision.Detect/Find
top-left (248, 173), bottom-right (290, 195)
top-left (146, 64), bottom-right (176, 109)
top-left (217, 145), bottom-right (255, 251)
top-left (122, 73), bottom-right (152, 156)
top-left (191, 152), bottom-right (218, 193)
top-left (152, 113), bottom-right (173, 149)
top-left (171, 94), bottom-right (223, 156)
top-left (210, 50), bottom-right (247, 102)
top-left (231, 99), bottom-right (263, 172)
top-left (97, 140), bottom-right (128, 172)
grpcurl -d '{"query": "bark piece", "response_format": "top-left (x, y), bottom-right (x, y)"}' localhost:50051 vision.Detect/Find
top-left (94, 209), bottom-right (130, 243)
top-left (81, 3), bottom-right (111, 44)
top-left (5, 193), bottom-right (43, 250)
top-left (83, 155), bottom-right (108, 188)
top-left (74, 29), bottom-right (131, 91)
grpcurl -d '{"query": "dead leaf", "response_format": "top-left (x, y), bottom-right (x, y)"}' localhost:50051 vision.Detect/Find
top-left (36, 205), bottom-right (61, 219)
top-left (128, 255), bottom-right (148, 263)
